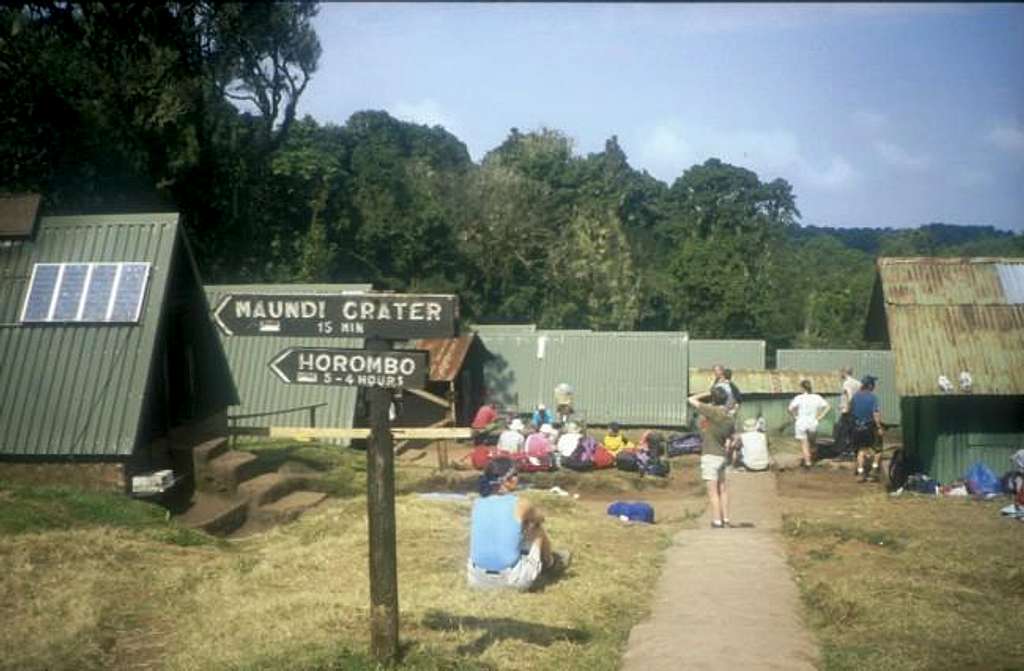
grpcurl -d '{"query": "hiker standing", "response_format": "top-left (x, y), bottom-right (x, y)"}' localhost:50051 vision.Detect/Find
top-left (851, 375), bottom-right (884, 481)
top-left (788, 379), bottom-right (831, 469)
top-left (835, 367), bottom-right (861, 453)
top-left (688, 387), bottom-right (734, 529)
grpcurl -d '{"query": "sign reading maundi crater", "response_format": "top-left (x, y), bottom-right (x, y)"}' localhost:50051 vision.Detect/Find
top-left (213, 293), bottom-right (458, 339)
top-left (269, 347), bottom-right (429, 389)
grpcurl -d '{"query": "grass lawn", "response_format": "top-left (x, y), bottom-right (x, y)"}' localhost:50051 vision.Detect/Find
top-left (0, 442), bottom-right (704, 671)
top-left (777, 468), bottom-right (1024, 671)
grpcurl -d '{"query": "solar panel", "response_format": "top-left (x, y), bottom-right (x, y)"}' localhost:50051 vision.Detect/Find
top-left (20, 262), bottom-right (151, 324)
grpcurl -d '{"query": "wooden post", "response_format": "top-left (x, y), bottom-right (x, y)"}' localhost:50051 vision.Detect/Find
top-left (366, 338), bottom-right (399, 664)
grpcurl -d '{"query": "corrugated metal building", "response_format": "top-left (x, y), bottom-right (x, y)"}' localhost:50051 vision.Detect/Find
top-left (689, 368), bottom-right (841, 435)
top-left (775, 349), bottom-right (900, 425)
top-left (0, 213), bottom-right (236, 482)
top-left (689, 339), bottom-right (766, 369)
top-left (866, 257), bottom-right (1024, 483)
top-left (473, 327), bottom-right (690, 426)
top-left (205, 284), bottom-right (370, 434)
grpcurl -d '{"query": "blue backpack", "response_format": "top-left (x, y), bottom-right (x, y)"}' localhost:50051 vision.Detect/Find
top-left (607, 501), bottom-right (655, 524)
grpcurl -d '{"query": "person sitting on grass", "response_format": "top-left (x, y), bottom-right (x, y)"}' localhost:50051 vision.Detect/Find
top-left (467, 457), bottom-right (571, 590)
top-left (688, 386), bottom-right (734, 529)
top-left (496, 417), bottom-right (526, 454)
top-left (602, 421), bottom-right (632, 455)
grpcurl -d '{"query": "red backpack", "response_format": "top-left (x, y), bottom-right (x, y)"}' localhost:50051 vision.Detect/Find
top-left (470, 446), bottom-right (493, 470)
top-left (592, 446), bottom-right (616, 469)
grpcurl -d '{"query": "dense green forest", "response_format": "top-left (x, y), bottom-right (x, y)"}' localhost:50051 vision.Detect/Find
top-left (2, 3), bottom-right (1022, 351)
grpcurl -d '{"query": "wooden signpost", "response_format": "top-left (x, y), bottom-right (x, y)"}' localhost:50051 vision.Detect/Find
top-left (216, 291), bottom-right (459, 664)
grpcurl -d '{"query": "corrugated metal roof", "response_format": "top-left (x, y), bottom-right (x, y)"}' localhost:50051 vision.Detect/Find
top-left (0, 214), bottom-right (179, 457)
top-left (689, 339), bottom-right (766, 369)
top-left (689, 368), bottom-right (840, 395)
top-left (205, 284), bottom-right (371, 430)
top-left (996, 264), bottom-right (1024, 304)
top-left (414, 335), bottom-right (476, 382)
top-left (871, 257), bottom-right (1024, 396)
top-left (475, 329), bottom-right (690, 426)
top-left (0, 193), bottom-right (41, 238)
top-left (775, 349), bottom-right (900, 424)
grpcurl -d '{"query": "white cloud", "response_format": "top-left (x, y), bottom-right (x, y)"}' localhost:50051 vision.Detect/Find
top-left (873, 140), bottom-right (930, 170)
top-left (390, 99), bottom-right (458, 133)
top-left (637, 122), bottom-right (858, 191)
top-left (852, 110), bottom-right (887, 133)
top-left (804, 156), bottom-right (859, 190)
top-left (986, 124), bottom-right (1024, 154)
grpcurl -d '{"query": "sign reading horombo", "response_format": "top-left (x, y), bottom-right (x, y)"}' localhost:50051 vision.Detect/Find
top-left (213, 293), bottom-right (458, 339)
top-left (270, 348), bottom-right (429, 389)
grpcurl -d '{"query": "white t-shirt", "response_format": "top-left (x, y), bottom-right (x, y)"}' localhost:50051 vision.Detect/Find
top-left (496, 429), bottom-right (524, 453)
top-left (840, 376), bottom-right (861, 413)
top-left (789, 393), bottom-right (829, 425)
top-left (556, 432), bottom-right (582, 457)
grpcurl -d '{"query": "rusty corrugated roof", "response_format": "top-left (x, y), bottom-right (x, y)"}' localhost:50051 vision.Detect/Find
top-left (689, 368), bottom-right (840, 395)
top-left (0, 193), bottom-right (41, 238)
top-left (872, 257), bottom-right (1024, 396)
top-left (414, 334), bottom-right (476, 382)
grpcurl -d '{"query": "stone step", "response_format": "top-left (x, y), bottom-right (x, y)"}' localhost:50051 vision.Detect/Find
top-left (176, 494), bottom-right (248, 536)
top-left (190, 437), bottom-right (229, 466)
top-left (201, 450), bottom-right (267, 493)
top-left (248, 490), bottom-right (328, 528)
top-left (237, 472), bottom-right (310, 507)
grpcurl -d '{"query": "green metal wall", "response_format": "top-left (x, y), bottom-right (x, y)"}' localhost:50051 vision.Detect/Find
top-left (689, 339), bottom-right (765, 369)
top-left (731, 395), bottom-right (843, 437)
top-left (205, 285), bottom-right (371, 432)
top-left (776, 349), bottom-right (900, 425)
top-left (477, 330), bottom-right (690, 427)
top-left (902, 396), bottom-right (1024, 484)
top-left (0, 215), bottom-right (178, 457)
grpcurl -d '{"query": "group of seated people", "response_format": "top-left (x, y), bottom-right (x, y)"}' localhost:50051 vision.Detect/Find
top-left (475, 401), bottom-right (640, 466)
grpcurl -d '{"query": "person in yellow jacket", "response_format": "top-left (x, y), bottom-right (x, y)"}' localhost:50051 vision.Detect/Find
top-left (602, 422), bottom-right (632, 455)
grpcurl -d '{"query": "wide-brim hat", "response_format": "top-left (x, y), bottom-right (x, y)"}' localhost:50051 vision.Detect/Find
top-left (540, 423), bottom-right (557, 437)
top-left (565, 421), bottom-right (580, 433)
top-left (742, 418), bottom-right (758, 432)
top-left (509, 418), bottom-right (525, 432)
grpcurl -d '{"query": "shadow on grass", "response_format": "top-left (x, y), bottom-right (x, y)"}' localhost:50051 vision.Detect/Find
top-left (422, 610), bottom-right (590, 656)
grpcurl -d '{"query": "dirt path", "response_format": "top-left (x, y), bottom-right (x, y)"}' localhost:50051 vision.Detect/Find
top-left (621, 470), bottom-right (819, 671)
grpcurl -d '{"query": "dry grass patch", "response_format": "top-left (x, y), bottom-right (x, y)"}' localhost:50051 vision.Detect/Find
top-left (2, 450), bottom-right (703, 671)
top-left (779, 470), bottom-right (1024, 671)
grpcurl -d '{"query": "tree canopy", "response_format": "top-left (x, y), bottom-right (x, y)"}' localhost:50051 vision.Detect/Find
top-left (2, 2), bottom-right (1021, 354)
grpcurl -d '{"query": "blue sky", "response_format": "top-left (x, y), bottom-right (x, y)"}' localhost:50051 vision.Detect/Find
top-left (298, 3), bottom-right (1024, 231)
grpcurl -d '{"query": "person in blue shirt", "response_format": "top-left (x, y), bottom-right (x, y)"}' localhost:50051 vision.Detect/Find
top-left (531, 403), bottom-right (555, 429)
top-left (467, 457), bottom-right (570, 590)
top-left (850, 375), bottom-right (884, 482)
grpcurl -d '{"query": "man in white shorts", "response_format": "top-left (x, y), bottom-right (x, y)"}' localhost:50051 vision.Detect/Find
top-left (688, 387), bottom-right (734, 529)
top-left (788, 379), bottom-right (831, 469)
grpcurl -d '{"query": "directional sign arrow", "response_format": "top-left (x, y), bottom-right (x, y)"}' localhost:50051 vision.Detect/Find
top-left (269, 347), bottom-right (429, 389)
top-left (213, 293), bottom-right (457, 339)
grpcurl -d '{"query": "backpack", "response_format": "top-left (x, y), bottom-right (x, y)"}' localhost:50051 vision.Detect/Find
top-left (563, 443), bottom-right (594, 471)
top-left (592, 446), bottom-right (616, 470)
top-left (616, 450), bottom-right (640, 472)
top-left (513, 451), bottom-right (556, 473)
top-left (642, 457), bottom-right (670, 478)
top-left (470, 446), bottom-right (492, 470)
top-left (888, 448), bottom-right (910, 491)
top-left (667, 432), bottom-right (702, 457)
top-left (607, 501), bottom-right (654, 524)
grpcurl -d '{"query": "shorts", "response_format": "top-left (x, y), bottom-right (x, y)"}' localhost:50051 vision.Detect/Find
top-left (700, 454), bottom-right (727, 482)
top-left (794, 418), bottom-right (818, 441)
top-left (466, 538), bottom-right (543, 591)
top-left (852, 423), bottom-right (880, 451)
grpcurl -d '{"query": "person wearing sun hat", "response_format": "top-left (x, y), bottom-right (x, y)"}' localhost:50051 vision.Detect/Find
top-left (496, 417), bottom-right (526, 454)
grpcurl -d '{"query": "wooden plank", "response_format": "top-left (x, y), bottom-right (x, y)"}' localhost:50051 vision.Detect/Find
top-left (405, 386), bottom-right (450, 408)
top-left (228, 426), bottom-right (471, 440)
